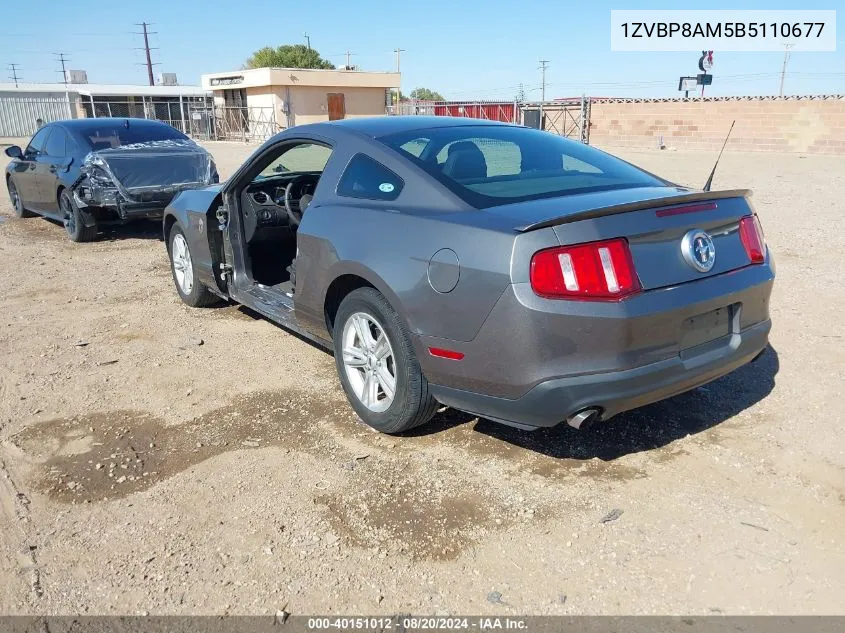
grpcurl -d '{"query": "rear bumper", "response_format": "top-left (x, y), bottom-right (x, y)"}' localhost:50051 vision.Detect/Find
top-left (429, 319), bottom-right (770, 430)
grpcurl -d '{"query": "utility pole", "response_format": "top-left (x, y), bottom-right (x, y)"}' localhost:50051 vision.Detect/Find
top-left (304, 32), bottom-right (311, 50)
top-left (345, 50), bottom-right (354, 69)
top-left (54, 53), bottom-right (69, 83)
top-left (393, 48), bottom-right (405, 73)
top-left (393, 48), bottom-right (405, 107)
top-left (135, 22), bottom-right (158, 86)
top-left (8, 63), bottom-right (21, 88)
top-left (779, 44), bottom-right (793, 97)
top-left (538, 59), bottom-right (549, 130)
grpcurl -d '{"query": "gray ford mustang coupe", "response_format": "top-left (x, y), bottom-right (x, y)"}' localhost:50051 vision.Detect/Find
top-left (163, 117), bottom-right (774, 434)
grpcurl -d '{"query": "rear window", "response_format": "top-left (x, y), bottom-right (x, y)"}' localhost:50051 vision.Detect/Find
top-left (81, 122), bottom-right (189, 150)
top-left (379, 126), bottom-right (664, 208)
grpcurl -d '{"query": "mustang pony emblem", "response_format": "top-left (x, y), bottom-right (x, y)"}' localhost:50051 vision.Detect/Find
top-left (682, 229), bottom-right (716, 272)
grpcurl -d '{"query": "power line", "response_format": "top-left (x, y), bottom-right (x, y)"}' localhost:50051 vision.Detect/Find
top-left (7, 63), bottom-right (21, 87)
top-left (54, 52), bottom-right (69, 83)
top-left (134, 21), bottom-right (159, 86)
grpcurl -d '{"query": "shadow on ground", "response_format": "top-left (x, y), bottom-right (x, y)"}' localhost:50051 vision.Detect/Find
top-left (40, 217), bottom-right (163, 242)
top-left (412, 346), bottom-right (780, 462)
top-left (95, 219), bottom-right (163, 242)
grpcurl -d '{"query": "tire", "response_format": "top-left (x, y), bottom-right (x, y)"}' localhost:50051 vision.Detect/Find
top-left (333, 287), bottom-right (438, 434)
top-left (168, 224), bottom-right (218, 308)
top-left (60, 189), bottom-right (97, 242)
top-left (7, 177), bottom-right (35, 218)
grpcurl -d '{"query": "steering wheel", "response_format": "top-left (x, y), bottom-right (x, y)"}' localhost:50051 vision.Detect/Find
top-left (282, 174), bottom-right (317, 227)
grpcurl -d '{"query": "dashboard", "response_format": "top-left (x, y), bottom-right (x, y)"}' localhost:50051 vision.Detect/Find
top-left (241, 172), bottom-right (320, 243)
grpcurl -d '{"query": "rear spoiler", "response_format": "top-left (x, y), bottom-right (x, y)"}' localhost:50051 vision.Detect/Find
top-left (515, 188), bottom-right (752, 232)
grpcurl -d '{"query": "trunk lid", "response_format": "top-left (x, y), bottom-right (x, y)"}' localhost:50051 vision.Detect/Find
top-left (497, 186), bottom-right (756, 291)
top-left (84, 140), bottom-right (214, 203)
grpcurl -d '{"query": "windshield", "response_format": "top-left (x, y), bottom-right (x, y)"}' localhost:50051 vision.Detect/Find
top-left (258, 143), bottom-right (332, 180)
top-left (82, 123), bottom-right (189, 150)
top-left (379, 125), bottom-right (665, 208)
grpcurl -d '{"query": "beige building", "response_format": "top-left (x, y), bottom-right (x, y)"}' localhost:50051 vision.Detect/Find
top-left (200, 67), bottom-right (400, 130)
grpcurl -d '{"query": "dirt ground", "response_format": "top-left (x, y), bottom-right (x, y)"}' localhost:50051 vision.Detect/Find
top-left (1, 138), bottom-right (844, 616)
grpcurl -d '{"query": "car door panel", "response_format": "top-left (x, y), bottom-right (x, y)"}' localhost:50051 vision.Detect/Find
top-left (13, 127), bottom-right (52, 211)
top-left (37, 127), bottom-right (68, 215)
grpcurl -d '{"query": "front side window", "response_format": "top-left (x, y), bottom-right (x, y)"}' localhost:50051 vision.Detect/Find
top-left (337, 154), bottom-right (404, 201)
top-left (379, 125), bottom-right (665, 208)
top-left (259, 143), bottom-right (332, 179)
top-left (24, 127), bottom-right (52, 158)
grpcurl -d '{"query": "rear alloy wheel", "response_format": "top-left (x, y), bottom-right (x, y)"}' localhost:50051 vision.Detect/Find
top-left (60, 190), bottom-right (97, 242)
top-left (333, 287), bottom-right (438, 434)
top-left (168, 225), bottom-right (218, 307)
top-left (7, 178), bottom-right (35, 218)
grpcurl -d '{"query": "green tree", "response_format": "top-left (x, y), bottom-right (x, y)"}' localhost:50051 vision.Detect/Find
top-left (245, 45), bottom-right (335, 70)
top-left (409, 87), bottom-right (445, 101)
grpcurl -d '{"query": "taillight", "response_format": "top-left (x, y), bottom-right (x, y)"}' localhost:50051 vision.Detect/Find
top-left (739, 215), bottom-right (766, 264)
top-left (530, 238), bottom-right (641, 300)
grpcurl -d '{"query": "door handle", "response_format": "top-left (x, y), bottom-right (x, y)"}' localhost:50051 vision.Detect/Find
top-left (49, 165), bottom-right (57, 174)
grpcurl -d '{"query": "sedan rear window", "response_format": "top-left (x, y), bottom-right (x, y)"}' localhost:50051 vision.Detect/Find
top-left (380, 126), bottom-right (665, 208)
top-left (83, 123), bottom-right (189, 151)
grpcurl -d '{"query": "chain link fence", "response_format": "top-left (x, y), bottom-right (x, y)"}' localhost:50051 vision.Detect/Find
top-left (1, 96), bottom-right (282, 142)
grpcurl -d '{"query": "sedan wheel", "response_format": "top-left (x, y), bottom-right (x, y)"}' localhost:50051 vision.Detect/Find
top-left (333, 287), bottom-right (437, 434)
top-left (60, 190), bottom-right (97, 242)
top-left (7, 179), bottom-right (34, 218)
top-left (341, 312), bottom-right (397, 413)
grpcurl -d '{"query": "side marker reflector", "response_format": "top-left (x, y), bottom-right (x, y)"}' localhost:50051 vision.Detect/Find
top-left (429, 347), bottom-right (465, 360)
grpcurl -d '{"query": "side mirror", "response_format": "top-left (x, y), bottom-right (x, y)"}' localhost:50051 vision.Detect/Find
top-left (4, 145), bottom-right (23, 159)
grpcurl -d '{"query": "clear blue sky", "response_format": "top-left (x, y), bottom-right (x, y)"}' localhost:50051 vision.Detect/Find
top-left (1, 0), bottom-right (842, 99)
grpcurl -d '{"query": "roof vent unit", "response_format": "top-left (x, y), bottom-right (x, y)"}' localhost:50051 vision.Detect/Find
top-left (68, 70), bottom-right (88, 84)
top-left (159, 73), bottom-right (178, 86)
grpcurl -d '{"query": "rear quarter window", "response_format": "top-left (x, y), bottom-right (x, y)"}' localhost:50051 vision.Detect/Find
top-left (337, 154), bottom-right (404, 201)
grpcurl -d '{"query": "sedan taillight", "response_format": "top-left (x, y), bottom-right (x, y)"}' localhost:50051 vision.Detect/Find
top-left (530, 238), bottom-right (641, 300)
top-left (739, 215), bottom-right (766, 264)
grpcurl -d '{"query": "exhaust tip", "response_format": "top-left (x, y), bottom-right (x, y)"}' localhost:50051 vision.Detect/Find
top-left (566, 407), bottom-right (602, 431)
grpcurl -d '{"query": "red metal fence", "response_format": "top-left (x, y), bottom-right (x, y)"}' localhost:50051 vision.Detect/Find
top-left (432, 101), bottom-right (517, 123)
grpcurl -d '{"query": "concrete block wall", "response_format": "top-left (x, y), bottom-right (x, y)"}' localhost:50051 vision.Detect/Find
top-left (587, 97), bottom-right (845, 154)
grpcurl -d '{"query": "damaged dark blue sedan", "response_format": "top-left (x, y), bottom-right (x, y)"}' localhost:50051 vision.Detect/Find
top-left (5, 118), bottom-right (217, 242)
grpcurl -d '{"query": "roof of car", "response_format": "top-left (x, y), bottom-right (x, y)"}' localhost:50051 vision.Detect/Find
top-left (313, 116), bottom-right (515, 137)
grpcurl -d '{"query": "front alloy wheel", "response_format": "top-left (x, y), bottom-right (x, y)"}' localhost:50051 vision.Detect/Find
top-left (168, 224), bottom-right (218, 308)
top-left (171, 232), bottom-right (194, 296)
top-left (8, 178), bottom-right (34, 218)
